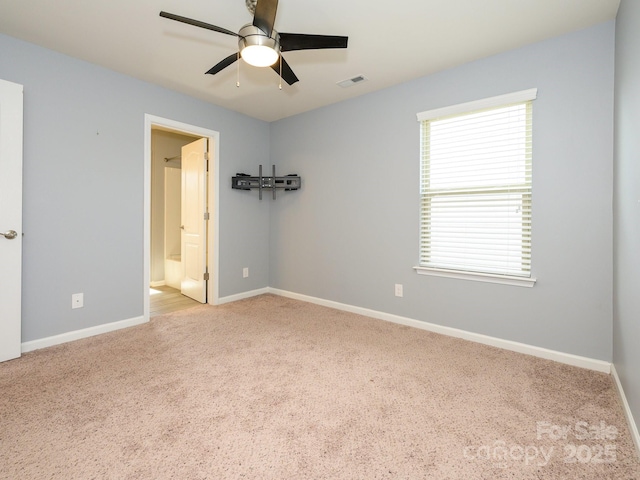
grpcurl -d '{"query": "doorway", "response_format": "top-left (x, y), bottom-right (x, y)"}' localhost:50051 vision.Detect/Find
top-left (144, 115), bottom-right (220, 320)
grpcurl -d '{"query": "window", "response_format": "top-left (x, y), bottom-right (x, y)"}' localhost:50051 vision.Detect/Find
top-left (415, 89), bottom-right (537, 287)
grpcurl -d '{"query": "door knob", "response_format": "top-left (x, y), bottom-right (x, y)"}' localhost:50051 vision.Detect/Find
top-left (1, 230), bottom-right (17, 240)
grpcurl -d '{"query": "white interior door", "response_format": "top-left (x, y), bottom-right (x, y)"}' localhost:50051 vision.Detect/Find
top-left (181, 138), bottom-right (208, 303)
top-left (0, 79), bottom-right (23, 362)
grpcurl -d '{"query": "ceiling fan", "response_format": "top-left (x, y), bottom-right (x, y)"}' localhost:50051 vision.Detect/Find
top-left (160, 0), bottom-right (348, 85)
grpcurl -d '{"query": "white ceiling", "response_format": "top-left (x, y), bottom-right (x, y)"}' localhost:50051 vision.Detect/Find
top-left (0, 0), bottom-right (620, 122)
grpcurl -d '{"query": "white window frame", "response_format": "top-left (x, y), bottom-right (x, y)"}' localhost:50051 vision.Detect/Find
top-left (414, 89), bottom-right (538, 288)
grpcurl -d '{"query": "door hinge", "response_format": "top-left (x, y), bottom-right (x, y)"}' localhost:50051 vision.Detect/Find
top-left (204, 272), bottom-right (210, 281)
top-left (204, 212), bottom-right (210, 221)
top-left (205, 151), bottom-right (209, 161)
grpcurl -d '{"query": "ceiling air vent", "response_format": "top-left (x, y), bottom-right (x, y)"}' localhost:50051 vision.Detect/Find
top-left (337, 75), bottom-right (368, 88)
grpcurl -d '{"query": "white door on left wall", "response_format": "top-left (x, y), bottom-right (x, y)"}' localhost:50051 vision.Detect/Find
top-left (0, 79), bottom-right (23, 362)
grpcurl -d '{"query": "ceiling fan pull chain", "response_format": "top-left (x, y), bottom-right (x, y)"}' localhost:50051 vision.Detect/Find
top-left (279, 54), bottom-right (282, 90)
top-left (236, 52), bottom-right (240, 88)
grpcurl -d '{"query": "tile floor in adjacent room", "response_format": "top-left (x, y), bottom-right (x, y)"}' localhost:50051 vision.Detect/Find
top-left (149, 285), bottom-right (201, 317)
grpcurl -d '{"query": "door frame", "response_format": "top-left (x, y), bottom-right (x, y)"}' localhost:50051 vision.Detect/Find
top-left (143, 115), bottom-right (220, 320)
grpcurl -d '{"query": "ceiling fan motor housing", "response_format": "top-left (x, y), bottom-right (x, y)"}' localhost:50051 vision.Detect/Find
top-left (245, 0), bottom-right (257, 14)
top-left (238, 24), bottom-right (280, 66)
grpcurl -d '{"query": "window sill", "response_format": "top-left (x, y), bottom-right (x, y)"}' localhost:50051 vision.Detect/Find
top-left (413, 266), bottom-right (536, 288)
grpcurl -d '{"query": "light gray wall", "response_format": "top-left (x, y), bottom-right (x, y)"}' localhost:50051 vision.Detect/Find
top-left (0, 33), bottom-right (270, 342)
top-left (613, 0), bottom-right (640, 436)
top-left (0, 21), bottom-right (619, 361)
top-left (270, 22), bottom-right (615, 361)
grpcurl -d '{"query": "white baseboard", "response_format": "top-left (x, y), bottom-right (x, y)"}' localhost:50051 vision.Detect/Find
top-left (19, 287), bottom-right (270, 353)
top-left (150, 281), bottom-right (165, 287)
top-left (19, 286), bottom-right (611, 376)
top-left (217, 287), bottom-right (269, 305)
top-left (268, 287), bottom-right (612, 374)
top-left (611, 364), bottom-right (640, 459)
top-left (21, 315), bottom-right (148, 353)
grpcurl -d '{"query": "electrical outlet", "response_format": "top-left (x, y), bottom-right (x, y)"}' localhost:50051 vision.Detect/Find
top-left (243, 267), bottom-right (249, 278)
top-left (394, 284), bottom-right (403, 298)
top-left (72, 293), bottom-right (84, 309)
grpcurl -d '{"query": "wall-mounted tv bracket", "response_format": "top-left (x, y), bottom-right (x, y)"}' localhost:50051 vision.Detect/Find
top-left (232, 165), bottom-right (301, 200)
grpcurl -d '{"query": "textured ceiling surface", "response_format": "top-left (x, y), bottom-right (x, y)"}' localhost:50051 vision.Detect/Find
top-left (0, 0), bottom-right (620, 121)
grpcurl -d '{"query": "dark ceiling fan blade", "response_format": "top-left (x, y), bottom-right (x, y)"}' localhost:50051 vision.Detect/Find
top-left (205, 53), bottom-right (239, 75)
top-left (279, 33), bottom-right (348, 52)
top-left (270, 55), bottom-right (299, 85)
top-left (253, 0), bottom-right (278, 37)
top-left (160, 11), bottom-right (239, 37)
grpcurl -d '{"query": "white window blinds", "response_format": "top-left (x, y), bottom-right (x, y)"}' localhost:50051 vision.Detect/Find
top-left (417, 89), bottom-right (536, 281)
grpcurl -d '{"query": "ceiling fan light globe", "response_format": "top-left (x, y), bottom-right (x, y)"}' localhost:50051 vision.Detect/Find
top-left (241, 45), bottom-right (279, 67)
top-left (238, 24), bottom-right (280, 68)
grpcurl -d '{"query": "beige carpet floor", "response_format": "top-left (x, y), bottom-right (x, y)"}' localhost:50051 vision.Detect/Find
top-left (1, 294), bottom-right (639, 479)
